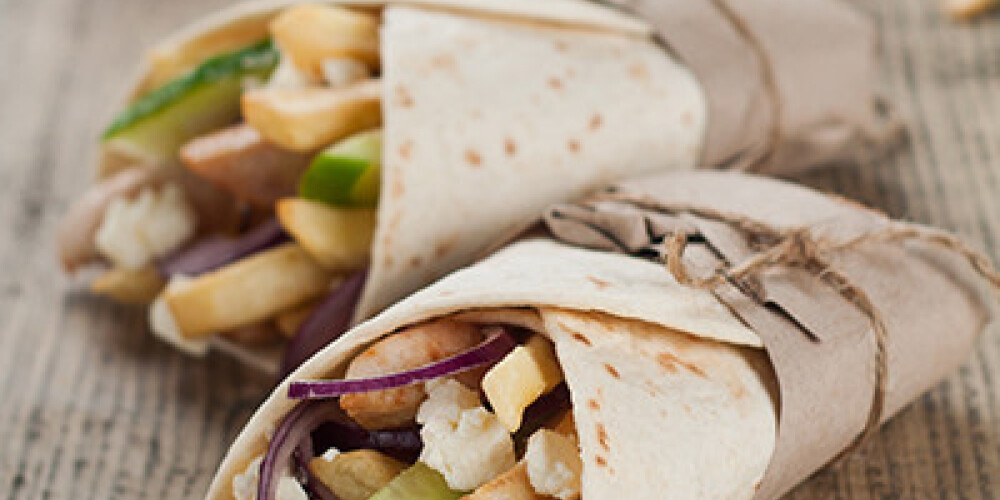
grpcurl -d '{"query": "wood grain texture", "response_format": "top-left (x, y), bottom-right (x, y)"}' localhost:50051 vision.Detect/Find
top-left (0, 0), bottom-right (997, 498)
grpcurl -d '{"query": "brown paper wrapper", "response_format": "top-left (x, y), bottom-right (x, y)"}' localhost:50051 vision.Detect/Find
top-left (616, 0), bottom-right (903, 174)
top-left (544, 171), bottom-right (998, 499)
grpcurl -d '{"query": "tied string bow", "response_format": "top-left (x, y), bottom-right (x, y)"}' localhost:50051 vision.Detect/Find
top-left (550, 195), bottom-right (1000, 455)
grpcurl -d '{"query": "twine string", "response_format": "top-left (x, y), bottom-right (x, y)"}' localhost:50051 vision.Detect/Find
top-left (650, 204), bottom-right (999, 453)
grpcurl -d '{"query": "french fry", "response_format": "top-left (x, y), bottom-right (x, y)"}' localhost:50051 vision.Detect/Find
top-left (483, 335), bottom-right (565, 433)
top-left (275, 299), bottom-right (320, 338)
top-left (90, 266), bottom-right (166, 304)
top-left (221, 322), bottom-right (283, 346)
top-left (271, 4), bottom-right (380, 80)
top-left (310, 450), bottom-right (407, 500)
top-left (242, 80), bottom-right (382, 152)
top-left (277, 198), bottom-right (375, 271)
top-left (945, 0), bottom-right (999, 19)
top-left (164, 243), bottom-right (331, 339)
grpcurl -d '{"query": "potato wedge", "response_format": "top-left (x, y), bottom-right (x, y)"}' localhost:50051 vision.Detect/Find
top-left (483, 335), bottom-right (565, 433)
top-left (242, 80), bottom-right (382, 152)
top-left (164, 243), bottom-right (331, 338)
top-left (90, 266), bottom-right (166, 304)
top-left (310, 450), bottom-right (407, 500)
top-left (277, 198), bottom-right (375, 271)
top-left (271, 4), bottom-right (380, 80)
top-left (463, 463), bottom-right (545, 500)
top-left (275, 299), bottom-right (319, 338)
top-left (221, 322), bottom-right (283, 346)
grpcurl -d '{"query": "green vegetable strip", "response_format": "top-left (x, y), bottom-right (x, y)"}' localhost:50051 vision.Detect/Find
top-left (103, 39), bottom-right (279, 140)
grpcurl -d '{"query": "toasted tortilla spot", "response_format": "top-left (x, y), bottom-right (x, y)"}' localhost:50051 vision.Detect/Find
top-left (563, 327), bottom-right (592, 346)
top-left (395, 85), bottom-right (414, 107)
top-left (568, 139), bottom-right (580, 153)
top-left (628, 62), bottom-right (648, 81)
top-left (595, 455), bottom-right (608, 468)
top-left (409, 256), bottom-right (423, 268)
top-left (548, 77), bottom-right (563, 90)
top-left (587, 276), bottom-right (610, 289)
top-left (398, 140), bottom-right (413, 160)
top-left (589, 113), bottom-right (603, 131)
top-left (554, 40), bottom-right (569, 52)
top-left (434, 234), bottom-right (459, 258)
top-left (504, 137), bottom-right (517, 157)
top-left (391, 176), bottom-right (405, 199)
top-left (588, 399), bottom-right (600, 410)
top-left (465, 149), bottom-right (483, 167)
top-left (656, 353), bottom-right (679, 374)
top-left (603, 364), bottom-right (620, 379)
top-left (657, 352), bottom-right (707, 379)
top-left (597, 424), bottom-right (610, 451)
top-left (431, 53), bottom-right (455, 69)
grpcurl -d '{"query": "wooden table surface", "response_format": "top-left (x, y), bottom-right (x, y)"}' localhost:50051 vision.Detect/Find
top-left (1, 0), bottom-right (998, 498)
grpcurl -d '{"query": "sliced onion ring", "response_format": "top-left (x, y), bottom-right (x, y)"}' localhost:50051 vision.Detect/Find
top-left (258, 401), bottom-right (343, 500)
top-left (280, 270), bottom-right (367, 378)
top-left (288, 327), bottom-right (517, 400)
top-left (158, 217), bottom-right (287, 277)
top-left (292, 445), bottom-right (340, 500)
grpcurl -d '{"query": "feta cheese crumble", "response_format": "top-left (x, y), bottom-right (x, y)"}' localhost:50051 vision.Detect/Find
top-left (232, 456), bottom-right (308, 500)
top-left (417, 378), bottom-right (515, 491)
top-left (525, 429), bottom-right (583, 500)
top-left (95, 183), bottom-right (196, 270)
top-left (148, 276), bottom-right (209, 356)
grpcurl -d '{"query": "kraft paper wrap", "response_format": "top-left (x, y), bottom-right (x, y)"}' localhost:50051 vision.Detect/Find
top-left (544, 171), bottom-right (999, 499)
top-left (611, 0), bottom-right (902, 174)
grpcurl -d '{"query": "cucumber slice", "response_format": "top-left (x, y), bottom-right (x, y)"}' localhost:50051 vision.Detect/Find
top-left (367, 463), bottom-right (464, 500)
top-left (299, 129), bottom-right (382, 208)
top-left (103, 39), bottom-right (279, 163)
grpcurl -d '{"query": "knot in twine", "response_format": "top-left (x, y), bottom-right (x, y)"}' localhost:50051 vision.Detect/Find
top-left (659, 208), bottom-right (1000, 455)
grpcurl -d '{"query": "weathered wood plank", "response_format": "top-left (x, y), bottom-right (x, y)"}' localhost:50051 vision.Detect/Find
top-left (0, 0), bottom-right (997, 498)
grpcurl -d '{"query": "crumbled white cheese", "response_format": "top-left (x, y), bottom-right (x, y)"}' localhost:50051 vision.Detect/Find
top-left (417, 378), bottom-right (515, 491)
top-left (232, 457), bottom-right (263, 500)
top-left (233, 456), bottom-right (309, 500)
top-left (319, 447), bottom-right (341, 462)
top-left (267, 49), bottom-right (315, 89)
top-left (321, 58), bottom-right (370, 87)
top-left (525, 429), bottom-right (583, 500)
top-left (148, 277), bottom-right (208, 356)
top-left (95, 183), bottom-right (196, 270)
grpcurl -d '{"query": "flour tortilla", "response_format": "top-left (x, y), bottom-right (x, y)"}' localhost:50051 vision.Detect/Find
top-left (206, 171), bottom-right (996, 500)
top-left (205, 238), bottom-right (777, 500)
top-left (95, 0), bottom-right (706, 333)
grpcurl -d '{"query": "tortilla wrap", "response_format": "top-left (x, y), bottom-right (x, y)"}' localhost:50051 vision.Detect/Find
top-left (64, 0), bottom-right (898, 373)
top-left (205, 171), bottom-right (997, 499)
top-left (69, 0), bottom-right (704, 342)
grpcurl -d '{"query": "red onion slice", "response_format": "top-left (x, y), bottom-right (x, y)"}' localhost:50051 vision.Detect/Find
top-left (512, 384), bottom-right (571, 447)
top-left (280, 270), bottom-right (367, 377)
top-left (158, 217), bottom-right (287, 277)
top-left (292, 444), bottom-right (340, 500)
top-left (258, 401), bottom-right (343, 500)
top-left (311, 421), bottom-right (423, 464)
top-left (288, 327), bottom-right (517, 400)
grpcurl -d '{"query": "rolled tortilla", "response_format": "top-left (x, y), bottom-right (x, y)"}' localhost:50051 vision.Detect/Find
top-left (205, 171), bottom-right (997, 499)
top-left (61, 0), bottom-right (704, 319)
top-left (61, 0), bottom-right (895, 369)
